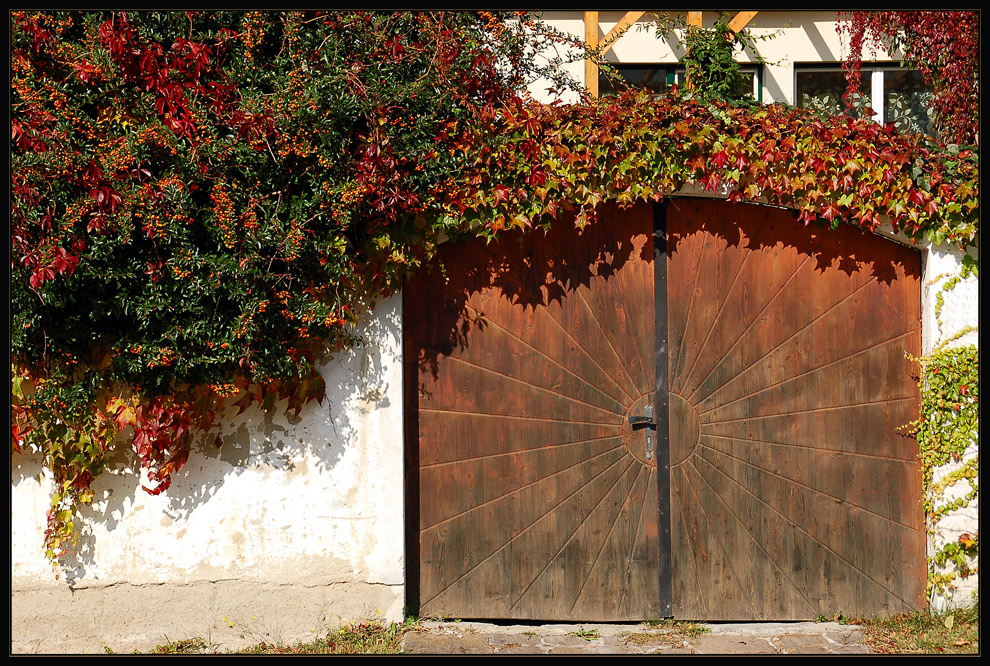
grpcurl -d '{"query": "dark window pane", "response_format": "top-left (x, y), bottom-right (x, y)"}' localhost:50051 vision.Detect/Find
top-left (884, 69), bottom-right (936, 138)
top-left (599, 66), bottom-right (669, 95)
top-left (601, 64), bottom-right (758, 101)
top-left (796, 70), bottom-right (870, 118)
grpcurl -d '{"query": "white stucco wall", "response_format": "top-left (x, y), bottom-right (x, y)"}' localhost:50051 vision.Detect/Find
top-left (11, 294), bottom-right (406, 654)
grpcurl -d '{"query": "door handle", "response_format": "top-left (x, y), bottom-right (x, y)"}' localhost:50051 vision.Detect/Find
top-left (628, 405), bottom-right (655, 459)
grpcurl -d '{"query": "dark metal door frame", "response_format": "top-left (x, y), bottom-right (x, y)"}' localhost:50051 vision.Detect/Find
top-left (653, 201), bottom-right (673, 617)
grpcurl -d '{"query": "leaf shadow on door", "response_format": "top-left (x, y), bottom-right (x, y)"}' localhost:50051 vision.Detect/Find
top-left (409, 202), bottom-right (651, 383)
top-left (664, 198), bottom-right (917, 288)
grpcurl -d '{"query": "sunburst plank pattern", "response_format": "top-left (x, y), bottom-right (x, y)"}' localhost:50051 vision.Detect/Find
top-left (666, 199), bottom-right (925, 619)
top-left (409, 202), bottom-right (660, 620)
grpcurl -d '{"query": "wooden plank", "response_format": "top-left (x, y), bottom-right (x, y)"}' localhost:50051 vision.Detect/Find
top-left (694, 440), bottom-right (923, 616)
top-left (669, 201), bottom-right (766, 396)
top-left (686, 11), bottom-right (703, 28)
top-left (653, 202), bottom-right (672, 617)
top-left (421, 444), bottom-right (628, 617)
top-left (585, 11), bottom-right (599, 98)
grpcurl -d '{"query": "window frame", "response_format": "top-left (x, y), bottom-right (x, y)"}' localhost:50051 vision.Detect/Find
top-left (794, 62), bottom-right (935, 137)
top-left (599, 63), bottom-right (763, 102)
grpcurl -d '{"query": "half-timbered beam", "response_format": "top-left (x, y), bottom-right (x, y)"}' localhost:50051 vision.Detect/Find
top-left (727, 11), bottom-right (758, 34)
top-left (585, 11), bottom-right (599, 98)
top-left (601, 11), bottom-right (647, 53)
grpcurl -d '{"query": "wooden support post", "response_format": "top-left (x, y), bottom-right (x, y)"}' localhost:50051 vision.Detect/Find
top-left (585, 11), bottom-right (599, 98)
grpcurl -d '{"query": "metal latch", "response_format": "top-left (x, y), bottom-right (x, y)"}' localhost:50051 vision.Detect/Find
top-left (628, 405), bottom-right (656, 460)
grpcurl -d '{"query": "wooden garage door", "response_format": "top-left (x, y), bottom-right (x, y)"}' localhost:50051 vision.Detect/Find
top-left (404, 198), bottom-right (925, 620)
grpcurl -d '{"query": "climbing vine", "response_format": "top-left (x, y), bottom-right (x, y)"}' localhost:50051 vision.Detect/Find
top-left (932, 255), bottom-right (978, 334)
top-left (837, 11), bottom-right (979, 145)
top-left (9, 11), bottom-right (981, 569)
top-left (9, 10), bottom-right (587, 565)
top-left (678, 14), bottom-right (770, 106)
top-left (907, 345), bottom-right (979, 596)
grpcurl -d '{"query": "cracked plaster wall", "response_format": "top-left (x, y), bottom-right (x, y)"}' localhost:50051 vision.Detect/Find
top-left (11, 295), bottom-right (406, 654)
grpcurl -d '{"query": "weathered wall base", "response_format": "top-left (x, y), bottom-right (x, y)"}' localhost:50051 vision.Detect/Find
top-left (12, 579), bottom-right (403, 654)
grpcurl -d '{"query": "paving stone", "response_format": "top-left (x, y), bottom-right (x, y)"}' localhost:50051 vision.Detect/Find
top-left (825, 629), bottom-right (865, 644)
top-left (547, 646), bottom-right (603, 654)
top-left (491, 642), bottom-right (541, 654)
top-left (602, 635), bottom-right (655, 653)
top-left (606, 634), bottom-right (683, 654)
top-left (693, 635), bottom-right (778, 654)
top-left (402, 621), bottom-right (872, 655)
top-left (830, 643), bottom-right (871, 654)
top-left (490, 633), bottom-right (544, 654)
top-left (777, 634), bottom-right (827, 652)
top-left (403, 631), bottom-right (492, 654)
top-left (790, 645), bottom-right (830, 654)
top-left (544, 634), bottom-right (601, 648)
top-left (490, 633), bottom-right (540, 648)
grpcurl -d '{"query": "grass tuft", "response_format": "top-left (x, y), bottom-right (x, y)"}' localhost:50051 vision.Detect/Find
top-left (622, 619), bottom-right (710, 648)
top-left (567, 627), bottom-right (601, 641)
top-left (852, 605), bottom-right (978, 654)
top-left (152, 637), bottom-right (216, 654)
top-left (238, 618), bottom-right (416, 655)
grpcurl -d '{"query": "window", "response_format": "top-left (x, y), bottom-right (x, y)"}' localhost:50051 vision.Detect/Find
top-left (600, 64), bottom-right (762, 101)
top-left (599, 65), bottom-right (674, 96)
top-left (796, 64), bottom-right (936, 138)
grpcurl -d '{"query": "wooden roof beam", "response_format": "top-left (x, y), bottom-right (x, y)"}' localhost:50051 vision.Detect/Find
top-left (686, 11), bottom-right (758, 34)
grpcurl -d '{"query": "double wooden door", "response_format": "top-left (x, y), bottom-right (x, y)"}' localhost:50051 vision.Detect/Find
top-left (404, 198), bottom-right (925, 620)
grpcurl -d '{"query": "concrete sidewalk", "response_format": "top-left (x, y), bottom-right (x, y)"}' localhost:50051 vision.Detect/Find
top-left (403, 620), bottom-right (871, 655)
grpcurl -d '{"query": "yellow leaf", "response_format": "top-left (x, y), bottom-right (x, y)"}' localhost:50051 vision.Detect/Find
top-left (107, 397), bottom-right (136, 426)
top-left (943, 615), bottom-right (954, 630)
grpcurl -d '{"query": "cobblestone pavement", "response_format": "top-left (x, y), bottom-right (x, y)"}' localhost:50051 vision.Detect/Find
top-left (403, 620), bottom-right (871, 655)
